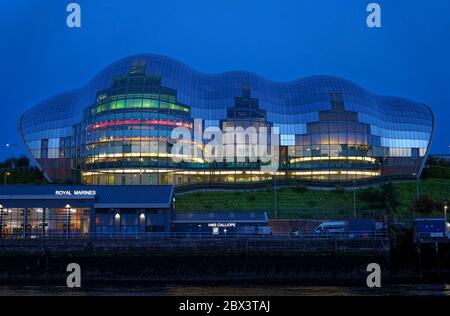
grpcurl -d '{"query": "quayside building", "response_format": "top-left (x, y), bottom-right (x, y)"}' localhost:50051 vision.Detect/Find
top-left (0, 185), bottom-right (174, 238)
top-left (0, 185), bottom-right (269, 238)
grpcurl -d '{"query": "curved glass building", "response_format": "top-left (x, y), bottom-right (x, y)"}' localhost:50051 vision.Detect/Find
top-left (19, 54), bottom-right (435, 185)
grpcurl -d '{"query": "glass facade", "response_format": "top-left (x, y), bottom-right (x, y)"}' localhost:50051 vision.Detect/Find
top-left (0, 207), bottom-right (90, 238)
top-left (19, 54), bottom-right (434, 185)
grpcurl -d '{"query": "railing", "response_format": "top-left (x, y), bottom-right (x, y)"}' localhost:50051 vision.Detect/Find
top-left (415, 232), bottom-right (450, 242)
top-left (0, 230), bottom-right (389, 241)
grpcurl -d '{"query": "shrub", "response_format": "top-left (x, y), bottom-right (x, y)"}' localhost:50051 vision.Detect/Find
top-left (359, 188), bottom-right (384, 209)
top-left (414, 195), bottom-right (444, 213)
top-left (294, 185), bottom-right (307, 194)
top-left (333, 186), bottom-right (345, 194)
top-left (421, 165), bottom-right (450, 180)
top-left (381, 183), bottom-right (400, 214)
top-left (358, 183), bottom-right (400, 214)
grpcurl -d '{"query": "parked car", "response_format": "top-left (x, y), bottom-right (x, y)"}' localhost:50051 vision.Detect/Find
top-left (314, 221), bottom-right (346, 234)
top-left (314, 219), bottom-right (378, 237)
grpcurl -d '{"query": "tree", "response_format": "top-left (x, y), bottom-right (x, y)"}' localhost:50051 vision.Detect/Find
top-left (359, 183), bottom-right (400, 215)
top-left (0, 156), bottom-right (46, 184)
top-left (414, 195), bottom-right (443, 214)
top-left (380, 183), bottom-right (400, 214)
top-left (15, 155), bottom-right (30, 168)
top-left (359, 188), bottom-right (384, 210)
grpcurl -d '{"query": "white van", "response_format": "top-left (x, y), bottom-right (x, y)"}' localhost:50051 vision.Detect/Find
top-left (314, 221), bottom-right (346, 234)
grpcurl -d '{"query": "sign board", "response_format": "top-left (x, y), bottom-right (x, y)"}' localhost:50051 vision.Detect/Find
top-left (208, 222), bottom-right (236, 228)
top-left (55, 190), bottom-right (97, 196)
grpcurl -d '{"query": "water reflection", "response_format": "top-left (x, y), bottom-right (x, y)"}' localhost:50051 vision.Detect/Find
top-left (1, 284), bottom-right (449, 296)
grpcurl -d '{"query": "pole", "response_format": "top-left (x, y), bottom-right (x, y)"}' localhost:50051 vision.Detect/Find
top-left (42, 208), bottom-right (46, 239)
top-left (0, 205), bottom-right (3, 239)
top-left (22, 208), bottom-right (27, 239)
top-left (68, 208), bottom-right (70, 238)
top-left (66, 205), bottom-right (71, 239)
top-left (4, 144), bottom-right (18, 186)
top-left (353, 181), bottom-right (356, 219)
top-left (274, 172), bottom-right (277, 220)
top-left (445, 205), bottom-right (448, 236)
top-left (416, 174), bottom-right (420, 200)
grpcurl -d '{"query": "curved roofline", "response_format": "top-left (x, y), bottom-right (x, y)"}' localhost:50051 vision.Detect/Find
top-left (21, 53), bottom-right (429, 115)
top-left (105, 52), bottom-right (370, 87)
top-left (17, 114), bottom-right (53, 183)
top-left (418, 102), bottom-right (436, 176)
top-left (108, 53), bottom-right (429, 105)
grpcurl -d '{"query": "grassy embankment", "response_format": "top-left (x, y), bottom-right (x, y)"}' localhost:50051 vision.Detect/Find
top-left (176, 178), bottom-right (450, 219)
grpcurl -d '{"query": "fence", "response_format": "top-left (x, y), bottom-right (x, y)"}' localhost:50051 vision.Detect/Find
top-left (0, 230), bottom-right (389, 241)
top-left (415, 232), bottom-right (450, 243)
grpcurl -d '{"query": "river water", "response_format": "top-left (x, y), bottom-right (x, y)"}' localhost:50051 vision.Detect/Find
top-left (1, 284), bottom-right (449, 296)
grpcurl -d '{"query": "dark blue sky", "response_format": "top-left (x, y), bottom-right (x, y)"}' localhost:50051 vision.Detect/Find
top-left (1, 0), bottom-right (449, 160)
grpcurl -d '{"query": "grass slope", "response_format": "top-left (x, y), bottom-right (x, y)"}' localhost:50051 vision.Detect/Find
top-left (176, 179), bottom-right (450, 219)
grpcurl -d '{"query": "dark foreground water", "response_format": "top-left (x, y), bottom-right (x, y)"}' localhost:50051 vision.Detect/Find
top-left (1, 284), bottom-right (449, 296)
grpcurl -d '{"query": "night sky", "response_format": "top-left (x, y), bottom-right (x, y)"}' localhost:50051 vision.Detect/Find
top-left (0, 0), bottom-right (449, 160)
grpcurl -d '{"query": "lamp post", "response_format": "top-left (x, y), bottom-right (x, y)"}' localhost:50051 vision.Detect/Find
top-left (3, 172), bottom-right (11, 185)
top-left (445, 204), bottom-right (448, 235)
top-left (4, 144), bottom-right (18, 185)
top-left (413, 173), bottom-right (420, 200)
top-left (65, 204), bottom-right (71, 238)
top-left (274, 172), bottom-right (277, 220)
top-left (0, 204), bottom-right (3, 239)
top-left (353, 180), bottom-right (357, 219)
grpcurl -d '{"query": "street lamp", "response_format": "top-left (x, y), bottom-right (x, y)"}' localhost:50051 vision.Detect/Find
top-left (445, 204), bottom-right (448, 235)
top-left (115, 212), bottom-right (121, 233)
top-left (3, 144), bottom-right (18, 186)
top-left (3, 172), bottom-right (11, 185)
top-left (413, 172), bottom-right (420, 200)
top-left (352, 180), bottom-right (357, 219)
top-left (273, 172), bottom-right (277, 220)
top-left (0, 204), bottom-right (3, 239)
top-left (65, 204), bottom-right (71, 238)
